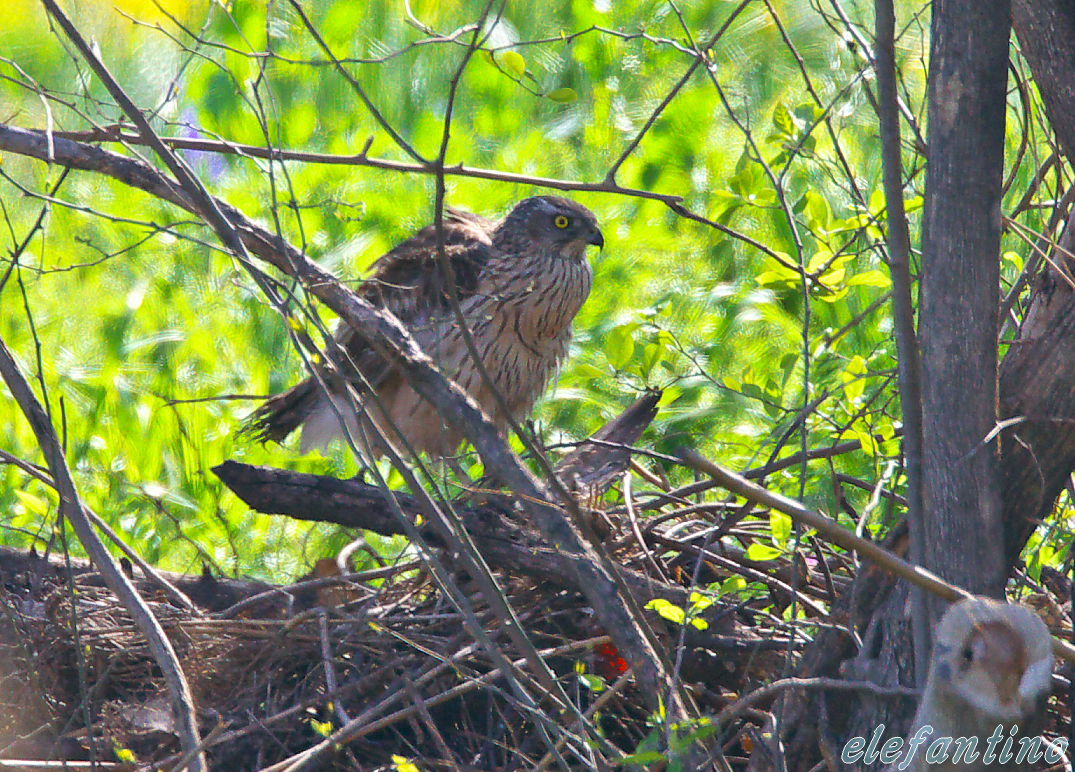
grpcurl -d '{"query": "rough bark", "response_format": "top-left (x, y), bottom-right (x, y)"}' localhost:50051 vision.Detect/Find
top-left (786, 3), bottom-right (1022, 764)
top-left (1009, 0), bottom-right (1075, 559)
top-left (918, 0), bottom-right (1011, 608)
top-left (1013, 1), bottom-right (1075, 164)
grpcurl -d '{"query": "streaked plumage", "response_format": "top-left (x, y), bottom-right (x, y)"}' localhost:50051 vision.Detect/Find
top-left (246, 196), bottom-right (603, 458)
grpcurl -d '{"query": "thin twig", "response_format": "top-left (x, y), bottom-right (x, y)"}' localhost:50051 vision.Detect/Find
top-left (675, 449), bottom-right (1075, 664)
top-left (0, 334), bottom-right (206, 772)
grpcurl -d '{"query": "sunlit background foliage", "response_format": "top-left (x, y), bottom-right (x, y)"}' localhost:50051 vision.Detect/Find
top-left (0, 0), bottom-right (1058, 582)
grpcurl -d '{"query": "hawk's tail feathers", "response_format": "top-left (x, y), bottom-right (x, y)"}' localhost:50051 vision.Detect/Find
top-left (240, 378), bottom-right (323, 445)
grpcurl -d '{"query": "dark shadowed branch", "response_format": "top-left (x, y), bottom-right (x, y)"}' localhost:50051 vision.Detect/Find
top-left (0, 111), bottom-right (681, 717)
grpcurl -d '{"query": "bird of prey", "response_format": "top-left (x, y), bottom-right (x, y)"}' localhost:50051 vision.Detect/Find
top-left (246, 195), bottom-right (604, 460)
top-left (892, 596), bottom-right (1054, 772)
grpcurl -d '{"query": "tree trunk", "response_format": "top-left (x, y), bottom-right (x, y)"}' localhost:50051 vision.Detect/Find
top-left (918, 0), bottom-right (1011, 610)
top-left (1013, 0), bottom-right (1075, 164)
top-left (786, 3), bottom-right (1019, 765)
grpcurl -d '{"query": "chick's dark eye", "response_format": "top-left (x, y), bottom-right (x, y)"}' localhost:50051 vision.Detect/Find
top-left (554, 214), bottom-right (571, 229)
top-left (961, 646), bottom-right (974, 664)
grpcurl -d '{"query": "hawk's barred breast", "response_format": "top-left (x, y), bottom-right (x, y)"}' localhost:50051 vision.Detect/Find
top-left (245, 196), bottom-right (603, 459)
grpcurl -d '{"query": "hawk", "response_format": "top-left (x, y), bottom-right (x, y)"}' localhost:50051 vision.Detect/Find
top-left (246, 196), bottom-right (604, 459)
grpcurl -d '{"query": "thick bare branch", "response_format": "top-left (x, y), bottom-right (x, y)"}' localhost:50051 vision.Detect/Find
top-left (0, 125), bottom-right (679, 721)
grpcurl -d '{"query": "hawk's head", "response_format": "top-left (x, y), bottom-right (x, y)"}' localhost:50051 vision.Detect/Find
top-left (496, 196), bottom-right (604, 259)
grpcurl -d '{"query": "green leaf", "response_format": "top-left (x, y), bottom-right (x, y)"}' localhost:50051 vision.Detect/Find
top-left (688, 591), bottom-right (715, 612)
top-left (14, 489), bottom-right (49, 517)
top-left (845, 269), bottom-right (892, 288)
top-left (578, 673), bottom-right (607, 692)
top-left (392, 756), bottom-right (421, 772)
top-left (309, 719), bottom-right (334, 737)
top-left (770, 510), bottom-right (792, 545)
top-left (642, 342), bottom-right (665, 375)
top-left (573, 363), bottom-right (607, 380)
top-left (646, 598), bottom-right (686, 625)
top-left (1002, 251), bottom-right (1024, 272)
top-left (855, 427), bottom-right (879, 457)
top-left (803, 190), bottom-right (833, 231)
top-left (113, 746), bottom-right (137, 763)
top-left (841, 355), bottom-right (868, 401)
top-left (546, 87), bottom-right (578, 103)
top-left (606, 325), bottom-right (636, 369)
top-left (746, 542), bottom-right (784, 561)
top-left (756, 261), bottom-right (801, 288)
top-left (868, 188), bottom-right (886, 218)
top-left (772, 103), bottom-right (795, 135)
top-left (720, 576), bottom-right (747, 595)
top-left (500, 50), bottom-right (526, 79)
top-left (618, 751), bottom-right (667, 765)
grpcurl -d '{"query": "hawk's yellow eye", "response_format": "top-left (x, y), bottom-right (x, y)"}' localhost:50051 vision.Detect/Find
top-left (554, 215), bottom-right (571, 229)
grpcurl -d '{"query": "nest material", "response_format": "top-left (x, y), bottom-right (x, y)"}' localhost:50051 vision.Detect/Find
top-left (3, 389), bottom-right (1069, 769)
top-left (0, 523), bottom-right (799, 772)
top-left (2, 521), bottom-right (1073, 769)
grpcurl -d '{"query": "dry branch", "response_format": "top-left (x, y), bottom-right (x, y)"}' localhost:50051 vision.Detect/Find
top-left (0, 117), bottom-right (682, 718)
top-left (677, 449), bottom-right (1075, 664)
top-left (0, 337), bottom-right (206, 771)
top-left (213, 391), bottom-right (696, 611)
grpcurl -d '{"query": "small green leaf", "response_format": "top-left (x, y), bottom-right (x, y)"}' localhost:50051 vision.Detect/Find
top-left (309, 719), bottom-right (334, 737)
top-left (772, 103), bottom-right (795, 135)
top-left (646, 598), bottom-right (686, 625)
top-left (579, 673), bottom-right (607, 692)
top-left (746, 542), bottom-right (783, 561)
top-left (392, 756), bottom-right (421, 772)
top-left (868, 188), bottom-right (886, 218)
top-left (619, 751), bottom-right (667, 765)
top-left (547, 87), bottom-right (578, 103)
top-left (113, 746), bottom-right (137, 763)
top-left (606, 325), bottom-right (635, 369)
top-left (720, 575), bottom-right (747, 595)
top-left (841, 355), bottom-right (868, 399)
top-left (573, 363), bottom-right (607, 380)
top-left (642, 342), bottom-right (664, 375)
top-left (845, 269), bottom-right (892, 288)
top-left (855, 427), bottom-right (879, 457)
top-left (1002, 251), bottom-right (1024, 271)
top-left (803, 190), bottom-right (833, 231)
top-left (770, 510), bottom-right (792, 545)
top-left (14, 489), bottom-right (48, 516)
top-left (688, 591), bottom-right (715, 612)
top-left (500, 50), bottom-right (526, 79)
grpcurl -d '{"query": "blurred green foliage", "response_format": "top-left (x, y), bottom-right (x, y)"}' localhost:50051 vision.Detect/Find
top-left (0, 0), bottom-right (1059, 582)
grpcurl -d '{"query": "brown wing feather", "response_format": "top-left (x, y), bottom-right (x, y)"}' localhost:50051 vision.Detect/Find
top-left (333, 208), bottom-right (495, 359)
top-left (244, 209), bottom-right (497, 443)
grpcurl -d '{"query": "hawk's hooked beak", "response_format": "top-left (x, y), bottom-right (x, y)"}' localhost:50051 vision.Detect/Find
top-left (587, 227), bottom-right (605, 249)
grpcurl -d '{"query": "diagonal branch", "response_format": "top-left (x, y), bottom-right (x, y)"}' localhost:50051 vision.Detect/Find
top-left (675, 448), bottom-right (1075, 664)
top-left (0, 104), bottom-right (678, 732)
top-left (0, 336), bottom-right (207, 772)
